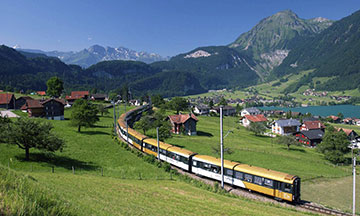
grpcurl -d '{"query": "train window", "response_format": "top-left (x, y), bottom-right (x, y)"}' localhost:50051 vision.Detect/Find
top-left (211, 165), bottom-right (220, 174)
top-left (225, 169), bottom-right (233, 176)
top-left (264, 179), bottom-right (274, 187)
top-left (235, 171), bottom-right (243, 180)
top-left (254, 176), bottom-right (263, 185)
top-left (193, 161), bottom-right (197, 167)
top-left (244, 174), bottom-right (253, 183)
top-left (283, 183), bottom-right (292, 193)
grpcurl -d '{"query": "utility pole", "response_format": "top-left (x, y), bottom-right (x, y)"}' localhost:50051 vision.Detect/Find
top-left (157, 127), bottom-right (160, 160)
top-left (220, 106), bottom-right (224, 189)
top-left (352, 147), bottom-right (357, 216)
top-left (113, 101), bottom-right (116, 135)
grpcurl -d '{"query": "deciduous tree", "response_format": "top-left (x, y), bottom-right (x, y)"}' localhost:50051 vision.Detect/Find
top-left (70, 99), bottom-right (99, 132)
top-left (248, 122), bottom-right (266, 136)
top-left (46, 77), bottom-right (64, 98)
top-left (168, 97), bottom-right (189, 114)
top-left (3, 118), bottom-right (64, 161)
top-left (277, 135), bottom-right (300, 150)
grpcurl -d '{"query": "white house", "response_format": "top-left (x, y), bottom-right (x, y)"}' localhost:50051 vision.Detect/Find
top-left (272, 119), bottom-right (301, 135)
top-left (241, 107), bottom-right (261, 117)
top-left (193, 104), bottom-right (210, 115)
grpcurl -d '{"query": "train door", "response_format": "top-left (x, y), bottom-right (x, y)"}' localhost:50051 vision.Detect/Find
top-left (293, 178), bottom-right (301, 202)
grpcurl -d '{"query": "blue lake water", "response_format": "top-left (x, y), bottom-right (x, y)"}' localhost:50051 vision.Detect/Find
top-left (259, 105), bottom-right (360, 118)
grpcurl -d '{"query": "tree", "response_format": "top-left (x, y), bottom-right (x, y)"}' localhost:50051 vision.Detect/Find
top-left (168, 97), bottom-right (189, 114)
top-left (70, 99), bottom-right (99, 132)
top-left (317, 126), bottom-right (350, 164)
top-left (121, 83), bottom-right (130, 102)
top-left (134, 115), bottom-right (152, 135)
top-left (158, 121), bottom-right (172, 141)
top-left (337, 112), bottom-right (344, 120)
top-left (46, 77), bottom-right (64, 98)
top-left (0, 116), bottom-right (11, 142)
top-left (3, 118), bottom-right (64, 161)
top-left (235, 104), bottom-right (243, 114)
top-left (97, 104), bottom-right (110, 116)
top-left (151, 94), bottom-right (165, 107)
top-left (209, 100), bottom-right (214, 108)
top-left (247, 122), bottom-right (266, 136)
top-left (277, 135), bottom-right (299, 150)
top-left (218, 97), bottom-right (228, 106)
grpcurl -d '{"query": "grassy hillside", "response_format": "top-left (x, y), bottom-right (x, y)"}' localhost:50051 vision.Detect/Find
top-left (0, 105), bottom-right (311, 215)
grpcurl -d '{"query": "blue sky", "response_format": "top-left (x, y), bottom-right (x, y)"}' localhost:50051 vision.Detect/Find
top-left (1, 0), bottom-right (360, 56)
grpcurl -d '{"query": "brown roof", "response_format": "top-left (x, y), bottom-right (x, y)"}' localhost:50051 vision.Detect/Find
top-left (71, 91), bottom-right (89, 98)
top-left (329, 115), bottom-right (340, 120)
top-left (337, 128), bottom-right (355, 136)
top-left (168, 113), bottom-right (198, 124)
top-left (244, 114), bottom-right (268, 122)
top-left (41, 98), bottom-right (65, 105)
top-left (23, 99), bottom-right (43, 109)
top-left (303, 121), bottom-right (325, 130)
top-left (0, 93), bottom-right (14, 104)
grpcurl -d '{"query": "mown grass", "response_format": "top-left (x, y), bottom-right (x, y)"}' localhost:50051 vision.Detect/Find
top-left (0, 165), bottom-right (77, 216)
top-left (28, 172), bottom-right (312, 216)
top-left (0, 105), bottom-right (313, 215)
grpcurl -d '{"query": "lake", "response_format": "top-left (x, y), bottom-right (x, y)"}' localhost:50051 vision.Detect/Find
top-left (259, 105), bottom-right (360, 118)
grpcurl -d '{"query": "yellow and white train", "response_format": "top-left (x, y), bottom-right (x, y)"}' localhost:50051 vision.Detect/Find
top-left (117, 105), bottom-right (301, 202)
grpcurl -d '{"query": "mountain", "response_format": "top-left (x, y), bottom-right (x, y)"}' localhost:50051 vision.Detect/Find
top-left (274, 9), bottom-right (360, 92)
top-left (229, 10), bottom-right (333, 79)
top-left (151, 46), bottom-right (259, 90)
top-left (18, 45), bottom-right (169, 68)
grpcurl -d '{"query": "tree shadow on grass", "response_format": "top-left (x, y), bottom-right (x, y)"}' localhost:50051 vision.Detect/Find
top-left (280, 147), bottom-right (306, 153)
top-left (80, 131), bottom-right (110, 135)
top-left (15, 153), bottom-right (99, 171)
top-left (197, 131), bottom-right (213, 137)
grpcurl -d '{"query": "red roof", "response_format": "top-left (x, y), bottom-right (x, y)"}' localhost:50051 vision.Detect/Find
top-left (168, 113), bottom-right (198, 124)
top-left (0, 93), bottom-right (14, 104)
top-left (71, 91), bottom-right (89, 98)
top-left (244, 114), bottom-right (268, 122)
top-left (337, 128), bottom-right (355, 136)
top-left (302, 121), bottom-right (325, 130)
top-left (22, 99), bottom-right (43, 109)
top-left (328, 115), bottom-right (340, 120)
top-left (37, 91), bottom-right (46, 96)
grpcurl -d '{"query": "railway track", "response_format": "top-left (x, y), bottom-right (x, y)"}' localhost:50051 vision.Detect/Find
top-left (299, 202), bottom-right (353, 216)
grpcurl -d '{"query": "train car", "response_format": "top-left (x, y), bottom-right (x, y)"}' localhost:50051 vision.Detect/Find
top-left (127, 128), bottom-right (147, 150)
top-left (191, 155), bottom-right (300, 202)
top-left (160, 145), bottom-right (197, 171)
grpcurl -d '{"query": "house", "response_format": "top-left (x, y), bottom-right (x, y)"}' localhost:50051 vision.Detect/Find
top-left (66, 91), bottom-right (89, 104)
top-left (0, 93), bottom-right (16, 109)
top-left (21, 99), bottom-right (44, 117)
top-left (355, 119), bottom-right (360, 126)
top-left (129, 99), bottom-right (141, 106)
top-left (337, 128), bottom-right (359, 140)
top-left (42, 98), bottom-right (65, 120)
top-left (241, 114), bottom-right (268, 127)
top-left (272, 119), bottom-right (301, 135)
top-left (300, 121), bottom-right (325, 131)
top-left (211, 106), bottom-right (236, 116)
top-left (241, 107), bottom-right (261, 117)
top-left (91, 93), bottom-right (108, 101)
top-left (193, 104), bottom-right (210, 115)
top-left (343, 118), bottom-right (354, 125)
top-left (37, 91), bottom-right (46, 96)
top-left (328, 115), bottom-right (341, 123)
top-left (15, 96), bottom-right (33, 110)
top-left (295, 129), bottom-right (324, 147)
top-left (21, 99), bottom-right (65, 120)
top-left (168, 113), bottom-right (198, 135)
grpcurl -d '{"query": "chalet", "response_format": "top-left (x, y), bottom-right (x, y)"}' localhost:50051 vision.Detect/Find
top-left (168, 113), bottom-right (198, 135)
top-left (211, 106), bottom-right (236, 116)
top-left (295, 129), bottom-right (324, 147)
top-left (328, 115), bottom-right (341, 123)
top-left (241, 114), bottom-right (268, 127)
top-left (21, 99), bottom-right (44, 117)
top-left (355, 119), bottom-right (360, 126)
top-left (300, 121), bottom-right (325, 131)
top-left (240, 107), bottom-right (261, 117)
top-left (15, 96), bottom-right (33, 110)
top-left (129, 99), bottom-right (141, 106)
top-left (42, 99), bottom-right (65, 120)
top-left (272, 119), bottom-right (301, 135)
top-left (91, 93), bottom-right (108, 101)
top-left (193, 104), bottom-right (210, 115)
top-left (337, 128), bottom-right (359, 141)
top-left (343, 118), bottom-right (354, 125)
top-left (0, 93), bottom-right (16, 109)
top-left (66, 91), bottom-right (89, 104)
top-left (21, 99), bottom-right (65, 120)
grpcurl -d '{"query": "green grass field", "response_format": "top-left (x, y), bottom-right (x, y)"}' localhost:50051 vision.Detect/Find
top-left (0, 105), bottom-right (313, 215)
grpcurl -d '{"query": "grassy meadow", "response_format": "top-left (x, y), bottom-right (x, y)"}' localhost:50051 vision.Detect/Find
top-left (0, 105), bottom-right (313, 216)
